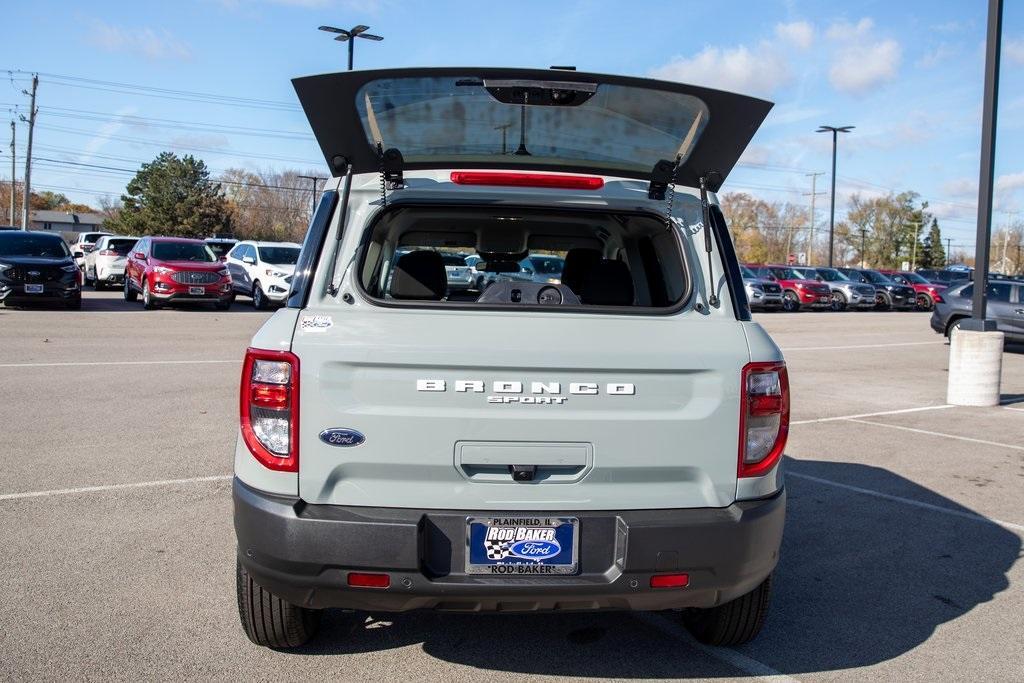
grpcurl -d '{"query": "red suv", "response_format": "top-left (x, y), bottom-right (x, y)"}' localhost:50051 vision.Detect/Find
top-left (747, 264), bottom-right (832, 312)
top-left (878, 270), bottom-right (946, 311)
top-left (124, 236), bottom-right (234, 310)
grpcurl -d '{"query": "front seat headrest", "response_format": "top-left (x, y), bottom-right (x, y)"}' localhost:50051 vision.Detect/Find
top-left (581, 259), bottom-right (635, 306)
top-left (561, 248), bottom-right (602, 293)
top-left (391, 251), bottom-right (447, 301)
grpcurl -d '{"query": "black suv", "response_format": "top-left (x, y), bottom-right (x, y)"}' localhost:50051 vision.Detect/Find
top-left (838, 268), bottom-right (916, 310)
top-left (0, 231), bottom-right (82, 309)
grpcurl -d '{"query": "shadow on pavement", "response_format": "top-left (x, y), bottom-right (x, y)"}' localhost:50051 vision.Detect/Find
top-left (282, 459), bottom-right (1019, 678)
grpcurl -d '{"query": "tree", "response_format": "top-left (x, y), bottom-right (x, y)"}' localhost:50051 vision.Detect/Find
top-left (219, 168), bottom-right (319, 242)
top-left (836, 192), bottom-right (933, 268)
top-left (720, 193), bottom-right (809, 264)
top-left (108, 152), bottom-right (231, 237)
top-left (919, 218), bottom-right (946, 269)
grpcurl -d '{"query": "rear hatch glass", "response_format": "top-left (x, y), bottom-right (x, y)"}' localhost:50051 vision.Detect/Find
top-left (293, 68), bottom-right (773, 189)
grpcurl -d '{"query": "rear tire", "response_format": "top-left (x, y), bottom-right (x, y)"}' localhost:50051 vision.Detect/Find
top-left (236, 559), bottom-right (320, 649)
top-left (916, 293), bottom-right (933, 311)
top-left (683, 573), bottom-right (773, 646)
top-left (945, 316), bottom-right (966, 340)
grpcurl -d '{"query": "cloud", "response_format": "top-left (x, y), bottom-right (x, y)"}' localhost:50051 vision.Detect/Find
top-left (917, 43), bottom-right (956, 68)
top-left (996, 172), bottom-right (1024, 195)
top-left (824, 18), bottom-right (901, 95)
top-left (941, 177), bottom-right (976, 198)
top-left (1006, 39), bottom-right (1024, 64)
top-left (649, 42), bottom-right (791, 97)
top-left (88, 21), bottom-right (192, 61)
top-left (775, 21), bottom-right (814, 50)
top-left (169, 134), bottom-right (231, 151)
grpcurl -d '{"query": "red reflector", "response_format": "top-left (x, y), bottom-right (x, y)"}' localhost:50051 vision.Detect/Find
top-left (347, 572), bottom-right (390, 588)
top-left (650, 573), bottom-right (689, 589)
top-left (250, 383), bottom-right (289, 409)
top-left (749, 394), bottom-right (783, 416)
top-left (450, 171), bottom-right (604, 190)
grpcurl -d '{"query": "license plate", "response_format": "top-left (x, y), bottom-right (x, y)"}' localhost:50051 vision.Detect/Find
top-left (188, 286), bottom-right (205, 295)
top-left (466, 516), bottom-right (578, 575)
top-left (24, 284), bottom-right (43, 294)
top-left (818, 296), bottom-right (830, 303)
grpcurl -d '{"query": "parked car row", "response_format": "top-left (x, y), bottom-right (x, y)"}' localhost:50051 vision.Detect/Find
top-left (0, 230), bottom-right (301, 312)
top-left (930, 279), bottom-right (1024, 343)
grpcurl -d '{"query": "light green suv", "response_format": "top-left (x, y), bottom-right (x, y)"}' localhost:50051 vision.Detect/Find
top-left (232, 68), bottom-right (789, 649)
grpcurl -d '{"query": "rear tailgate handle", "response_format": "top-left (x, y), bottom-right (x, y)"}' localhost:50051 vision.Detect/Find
top-left (456, 442), bottom-right (593, 484)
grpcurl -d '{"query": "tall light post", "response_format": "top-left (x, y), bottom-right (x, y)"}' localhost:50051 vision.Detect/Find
top-left (816, 125), bottom-right (854, 266)
top-left (318, 24), bottom-right (383, 71)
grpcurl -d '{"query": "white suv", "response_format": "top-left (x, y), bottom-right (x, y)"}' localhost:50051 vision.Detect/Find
top-left (70, 231), bottom-right (112, 270)
top-left (83, 235), bottom-right (138, 289)
top-left (225, 241), bottom-right (301, 309)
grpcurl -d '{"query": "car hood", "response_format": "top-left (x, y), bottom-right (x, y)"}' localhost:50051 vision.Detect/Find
top-left (263, 263), bottom-right (297, 275)
top-left (153, 260), bottom-right (224, 270)
top-left (293, 67), bottom-right (773, 191)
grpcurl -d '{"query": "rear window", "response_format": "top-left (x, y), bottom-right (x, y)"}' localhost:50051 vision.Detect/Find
top-left (106, 239), bottom-right (137, 255)
top-left (152, 241), bottom-right (217, 262)
top-left (206, 241), bottom-right (236, 259)
top-left (0, 233), bottom-right (70, 258)
top-left (357, 203), bottom-right (695, 312)
top-left (81, 233), bottom-right (107, 245)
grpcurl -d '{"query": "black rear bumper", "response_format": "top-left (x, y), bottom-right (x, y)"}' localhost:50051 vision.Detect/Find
top-left (233, 478), bottom-right (785, 612)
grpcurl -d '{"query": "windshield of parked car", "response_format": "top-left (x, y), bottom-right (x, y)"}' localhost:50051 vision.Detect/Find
top-left (151, 241), bottom-right (217, 262)
top-left (772, 268), bottom-right (808, 280)
top-left (816, 268), bottom-right (849, 282)
top-left (0, 233), bottom-right (71, 258)
top-left (902, 272), bottom-right (929, 284)
top-left (104, 238), bottom-right (138, 255)
top-left (258, 246), bottom-right (300, 265)
top-left (740, 265), bottom-right (756, 279)
top-left (862, 270), bottom-right (895, 285)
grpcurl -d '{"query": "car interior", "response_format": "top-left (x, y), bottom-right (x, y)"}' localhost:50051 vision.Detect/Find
top-left (357, 207), bottom-right (689, 309)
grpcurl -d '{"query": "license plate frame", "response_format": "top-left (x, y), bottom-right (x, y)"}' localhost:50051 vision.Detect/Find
top-left (24, 284), bottom-right (44, 294)
top-left (465, 516), bottom-right (578, 575)
top-left (188, 286), bottom-right (205, 295)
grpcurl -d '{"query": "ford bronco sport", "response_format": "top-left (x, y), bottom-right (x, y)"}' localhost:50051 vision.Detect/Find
top-left (233, 68), bottom-right (788, 649)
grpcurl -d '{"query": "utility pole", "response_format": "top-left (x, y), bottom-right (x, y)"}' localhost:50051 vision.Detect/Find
top-left (8, 120), bottom-right (14, 225)
top-left (494, 123), bottom-right (512, 155)
top-left (296, 175), bottom-right (325, 218)
top-left (860, 227), bottom-right (868, 268)
top-left (946, 237), bottom-right (953, 265)
top-left (20, 74), bottom-right (38, 230)
top-left (803, 172), bottom-right (825, 265)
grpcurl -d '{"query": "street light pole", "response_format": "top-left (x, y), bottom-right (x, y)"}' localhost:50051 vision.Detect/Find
top-left (816, 125), bottom-right (854, 267)
top-left (318, 24), bottom-right (384, 71)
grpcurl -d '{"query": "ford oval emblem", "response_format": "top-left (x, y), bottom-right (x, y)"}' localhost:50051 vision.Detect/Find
top-left (508, 539), bottom-right (561, 560)
top-left (319, 428), bottom-right (365, 447)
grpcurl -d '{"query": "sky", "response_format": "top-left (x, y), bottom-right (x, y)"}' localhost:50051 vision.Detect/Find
top-left (2, 0), bottom-right (1023, 251)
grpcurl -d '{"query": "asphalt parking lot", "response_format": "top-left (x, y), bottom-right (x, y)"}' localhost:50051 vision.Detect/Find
top-left (1, 291), bottom-right (1022, 681)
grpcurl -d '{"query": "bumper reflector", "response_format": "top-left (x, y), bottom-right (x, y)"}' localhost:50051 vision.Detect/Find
top-left (348, 572), bottom-right (390, 589)
top-left (650, 573), bottom-right (689, 589)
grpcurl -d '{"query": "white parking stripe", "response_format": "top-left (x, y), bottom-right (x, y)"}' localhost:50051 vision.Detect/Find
top-left (789, 472), bottom-right (1024, 533)
top-left (782, 341), bottom-right (944, 352)
top-left (634, 612), bottom-right (799, 682)
top-left (0, 359), bottom-right (238, 369)
top-left (790, 404), bottom-right (955, 425)
top-left (0, 475), bottom-right (232, 502)
top-left (846, 418), bottom-right (1024, 452)
top-left (1003, 406), bottom-right (1024, 413)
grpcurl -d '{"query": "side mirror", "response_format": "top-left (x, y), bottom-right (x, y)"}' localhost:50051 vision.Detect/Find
top-left (73, 251), bottom-right (84, 258)
top-left (474, 261), bottom-right (487, 271)
top-left (242, 256), bottom-right (256, 265)
top-left (133, 252), bottom-right (145, 259)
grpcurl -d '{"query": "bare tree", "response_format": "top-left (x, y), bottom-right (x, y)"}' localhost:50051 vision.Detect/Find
top-left (220, 168), bottom-right (321, 242)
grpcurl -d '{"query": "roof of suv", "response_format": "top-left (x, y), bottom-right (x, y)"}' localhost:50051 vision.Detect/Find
top-left (149, 236), bottom-right (206, 244)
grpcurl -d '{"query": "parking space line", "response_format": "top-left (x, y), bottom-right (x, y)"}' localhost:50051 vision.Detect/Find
top-left (0, 359), bottom-right (239, 369)
top-left (782, 341), bottom-right (944, 352)
top-left (788, 472), bottom-right (1024, 533)
top-left (1004, 406), bottom-right (1024, 413)
top-left (846, 418), bottom-right (1024, 452)
top-left (0, 475), bottom-right (232, 502)
top-left (790, 404), bottom-right (955, 425)
top-left (633, 612), bottom-right (799, 682)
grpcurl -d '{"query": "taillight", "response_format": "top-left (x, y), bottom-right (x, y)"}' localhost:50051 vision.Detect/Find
top-left (98, 249), bottom-right (117, 256)
top-left (738, 361), bottom-right (789, 478)
top-left (450, 171), bottom-right (604, 190)
top-left (240, 348), bottom-right (299, 472)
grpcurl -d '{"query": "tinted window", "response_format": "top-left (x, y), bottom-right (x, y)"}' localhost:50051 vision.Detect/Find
top-left (740, 265), bottom-right (756, 279)
top-left (816, 268), bottom-right (849, 282)
top-left (0, 233), bottom-right (71, 258)
top-left (258, 246), bottom-right (301, 265)
top-left (151, 241), bottom-right (217, 262)
top-left (441, 254), bottom-right (467, 266)
top-left (902, 272), bottom-right (929, 284)
top-left (529, 256), bottom-right (565, 275)
top-left (105, 238), bottom-right (138, 255)
top-left (81, 233), bottom-right (107, 245)
top-left (206, 241), bottom-right (235, 259)
top-left (862, 270), bottom-right (894, 285)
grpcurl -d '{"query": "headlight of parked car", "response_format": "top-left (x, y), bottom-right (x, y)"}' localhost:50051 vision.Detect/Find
top-left (153, 266), bottom-right (175, 274)
top-left (218, 267), bottom-right (232, 277)
top-left (61, 264), bottom-right (79, 273)
top-left (264, 268), bottom-right (288, 278)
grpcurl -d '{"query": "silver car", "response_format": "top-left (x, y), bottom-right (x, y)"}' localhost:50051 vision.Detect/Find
top-left (808, 267), bottom-right (876, 311)
top-left (83, 235), bottom-right (138, 289)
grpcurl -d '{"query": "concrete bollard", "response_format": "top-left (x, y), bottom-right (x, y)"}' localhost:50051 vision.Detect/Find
top-left (947, 329), bottom-right (1004, 406)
